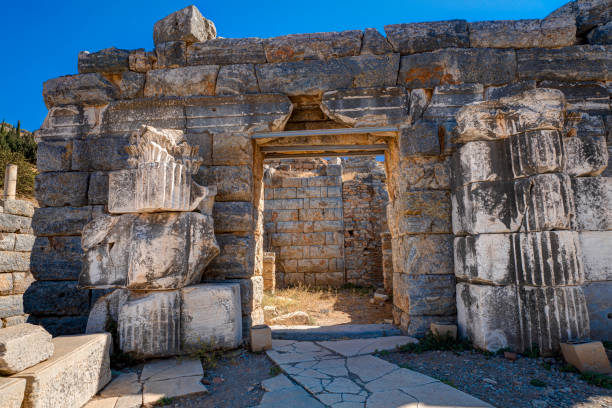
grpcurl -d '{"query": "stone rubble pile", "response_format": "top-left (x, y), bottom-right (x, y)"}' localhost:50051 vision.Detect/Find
top-left (81, 125), bottom-right (242, 358)
top-left (453, 88), bottom-right (609, 354)
top-left (0, 323), bottom-right (111, 408)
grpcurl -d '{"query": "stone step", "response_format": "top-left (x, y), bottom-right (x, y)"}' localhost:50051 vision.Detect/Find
top-left (270, 323), bottom-right (401, 341)
top-left (12, 333), bottom-right (111, 408)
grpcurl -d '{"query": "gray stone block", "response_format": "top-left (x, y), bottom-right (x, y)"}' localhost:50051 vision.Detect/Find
top-left (580, 231), bottom-right (612, 282)
top-left (394, 274), bottom-right (456, 316)
top-left (34, 172), bottom-right (89, 207)
top-left (32, 205), bottom-right (102, 236)
top-left (588, 21), bottom-right (612, 44)
top-left (321, 87), bottom-right (408, 127)
top-left (0, 295), bottom-right (23, 319)
top-left (144, 66), bottom-right (219, 98)
top-left (564, 135), bottom-right (608, 176)
top-left (27, 316), bottom-right (88, 336)
top-left (256, 54), bottom-right (399, 96)
top-left (583, 282), bottom-right (612, 341)
top-left (2, 200), bottom-right (34, 218)
top-left (399, 120), bottom-right (440, 157)
top-left (213, 201), bottom-right (254, 233)
top-left (153, 5), bottom-right (216, 45)
top-left (205, 234), bottom-right (255, 279)
top-left (88, 171), bottom-right (108, 205)
top-left (78, 47), bottom-right (130, 74)
top-left (263, 31), bottom-right (362, 62)
top-left (36, 141), bottom-right (73, 172)
top-left (361, 28), bottom-right (392, 55)
top-left (384, 20), bottom-right (469, 54)
top-left (195, 165), bottom-right (253, 202)
top-left (118, 71), bottom-right (145, 99)
top-left (36, 106), bottom-right (84, 140)
top-left (42, 73), bottom-right (117, 109)
top-left (423, 84), bottom-right (483, 121)
top-left (155, 41), bottom-right (186, 68)
top-left (0, 323), bottom-right (54, 375)
top-left (186, 38), bottom-right (265, 65)
top-left (31, 236), bottom-right (82, 281)
top-left (396, 190), bottom-right (451, 234)
top-left (393, 234), bottom-right (453, 276)
top-left (23, 281), bottom-right (89, 317)
top-left (484, 80), bottom-right (537, 100)
top-left (72, 135), bottom-right (131, 171)
top-left (0, 213), bottom-right (31, 234)
top-left (468, 18), bottom-right (576, 49)
top-left (572, 177), bottom-right (612, 231)
top-left (215, 64), bottom-right (259, 95)
top-left (398, 48), bottom-right (516, 88)
top-left (517, 45), bottom-right (611, 81)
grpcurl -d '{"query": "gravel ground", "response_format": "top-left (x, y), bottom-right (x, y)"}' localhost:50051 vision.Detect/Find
top-left (155, 350), bottom-right (274, 408)
top-left (378, 349), bottom-right (612, 408)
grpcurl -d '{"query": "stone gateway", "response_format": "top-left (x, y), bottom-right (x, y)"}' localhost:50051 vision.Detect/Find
top-left (24, 1), bottom-right (612, 356)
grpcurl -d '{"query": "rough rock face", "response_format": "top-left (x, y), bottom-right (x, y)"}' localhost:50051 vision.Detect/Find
top-left (153, 5), bottom-right (216, 45)
top-left (0, 323), bottom-right (54, 374)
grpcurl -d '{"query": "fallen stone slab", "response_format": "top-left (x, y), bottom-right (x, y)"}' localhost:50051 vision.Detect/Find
top-left (0, 377), bottom-right (26, 408)
top-left (99, 372), bottom-right (141, 398)
top-left (12, 333), bottom-right (111, 408)
top-left (0, 323), bottom-right (54, 375)
top-left (256, 384), bottom-right (325, 408)
top-left (142, 375), bottom-right (207, 405)
top-left (270, 323), bottom-right (401, 341)
top-left (316, 336), bottom-right (417, 357)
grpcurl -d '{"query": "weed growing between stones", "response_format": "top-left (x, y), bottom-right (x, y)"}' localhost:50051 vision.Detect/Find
top-left (396, 331), bottom-right (472, 354)
top-left (522, 344), bottom-right (541, 358)
top-left (187, 339), bottom-right (222, 370)
top-left (153, 397), bottom-right (174, 406)
top-left (269, 365), bottom-right (281, 376)
top-left (530, 378), bottom-right (547, 387)
top-left (579, 372), bottom-right (612, 389)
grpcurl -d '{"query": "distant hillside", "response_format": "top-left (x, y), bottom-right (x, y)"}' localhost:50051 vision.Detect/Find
top-left (0, 120), bottom-right (37, 198)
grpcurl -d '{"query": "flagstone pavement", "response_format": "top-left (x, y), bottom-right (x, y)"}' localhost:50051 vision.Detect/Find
top-left (255, 336), bottom-right (493, 408)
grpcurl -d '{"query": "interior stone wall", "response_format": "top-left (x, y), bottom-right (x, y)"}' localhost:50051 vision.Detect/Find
top-left (31, 0), bottom-right (611, 343)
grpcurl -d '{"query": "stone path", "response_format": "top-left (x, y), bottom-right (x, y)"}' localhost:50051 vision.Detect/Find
top-left (84, 358), bottom-right (208, 407)
top-left (255, 337), bottom-right (493, 408)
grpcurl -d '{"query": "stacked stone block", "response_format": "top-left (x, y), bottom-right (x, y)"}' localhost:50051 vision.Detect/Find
top-left (0, 199), bottom-right (35, 328)
top-left (342, 158), bottom-right (389, 287)
top-left (263, 160), bottom-right (345, 287)
top-left (452, 88), bottom-right (601, 354)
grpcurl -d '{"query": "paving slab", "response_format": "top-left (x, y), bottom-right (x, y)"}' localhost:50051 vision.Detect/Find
top-left (366, 389), bottom-right (419, 408)
top-left (346, 354), bottom-right (397, 382)
top-left (142, 375), bottom-right (208, 405)
top-left (261, 374), bottom-right (294, 392)
top-left (257, 384), bottom-right (325, 408)
top-left (401, 381), bottom-right (494, 407)
top-left (82, 397), bottom-right (119, 408)
top-left (0, 377), bottom-right (26, 408)
top-left (316, 335), bottom-right (417, 357)
top-left (365, 367), bottom-right (438, 392)
top-left (324, 377), bottom-right (362, 394)
top-left (271, 324), bottom-right (402, 340)
top-left (312, 358), bottom-right (348, 376)
top-left (99, 372), bottom-right (141, 397)
top-left (140, 358), bottom-right (203, 381)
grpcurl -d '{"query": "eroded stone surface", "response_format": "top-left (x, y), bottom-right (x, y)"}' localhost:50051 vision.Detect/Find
top-left (0, 377), bottom-right (26, 408)
top-left (153, 5), bottom-right (216, 45)
top-left (0, 323), bottom-right (54, 375)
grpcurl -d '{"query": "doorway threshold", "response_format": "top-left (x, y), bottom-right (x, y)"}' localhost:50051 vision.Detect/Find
top-left (270, 323), bottom-right (401, 341)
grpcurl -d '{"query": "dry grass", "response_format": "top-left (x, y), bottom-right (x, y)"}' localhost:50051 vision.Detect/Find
top-left (262, 283), bottom-right (392, 326)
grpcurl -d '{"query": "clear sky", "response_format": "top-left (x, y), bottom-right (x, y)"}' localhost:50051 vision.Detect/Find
top-left (1, 0), bottom-right (568, 131)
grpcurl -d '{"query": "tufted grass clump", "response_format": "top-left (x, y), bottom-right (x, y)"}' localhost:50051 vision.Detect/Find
top-left (397, 331), bottom-right (472, 354)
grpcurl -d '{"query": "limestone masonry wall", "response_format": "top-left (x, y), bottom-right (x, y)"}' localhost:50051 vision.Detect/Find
top-left (31, 0), bottom-right (612, 347)
top-left (0, 199), bottom-right (35, 329)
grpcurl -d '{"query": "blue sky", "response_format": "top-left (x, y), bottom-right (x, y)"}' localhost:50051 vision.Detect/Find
top-left (1, 0), bottom-right (568, 131)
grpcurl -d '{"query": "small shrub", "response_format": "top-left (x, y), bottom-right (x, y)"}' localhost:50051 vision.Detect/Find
top-left (398, 331), bottom-right (472, 354)
top-left (154, 397), bottom-right (173, 406)
top-left (530, 379), bottom-right (547, 387)
top-left (523, 344), bottom-right (540, 358)
top-left (580, 372), bottom-right (612, 389)
top-left (540, 362), bottom-right (552, 371)
top-left (186, 339), bottom-right (222, 370)
top-left (269, 365), bottom-right (281, 376)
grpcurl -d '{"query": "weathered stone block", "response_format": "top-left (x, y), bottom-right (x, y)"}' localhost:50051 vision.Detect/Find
top-left (509, 130), bottom-right (564, 178)
top-left (36, 141), bottom-right (73, 172)
top-left (72, 135), bottom-right (130, 171)
top-left (423, 84), bottom-right (483, 121)
top-left (213, 201), bottom-right (253, 233)
top-left (517, 45), bottom-right (611, 81)
top-left (0, 323), bottom-right (53, 375)
top-left (397, 190), bottom-right (451, 234)
top-left (0, 295), bottom-right (23, 319)
top-left (129, 48), bottom-right (155, 72)
top-left (457, 283), bottom-right (521, 352)
top-left (181, 283), bottom-right (242, 350)
top-left (154, 41), bottom-right (186, 68)
top-left (34, 172), bottom-right (89, 207)
top-left (321, 87), bottom-right (408, 127)
top-left (539, 80), bottom-right (609, 116)
top-left (588, 21), bottom-right (612, 44)
top-left (186, 38), bottom-right (266, 65)
top-left (23, 281), bottom-right (89, 317)
top-left (394, 234), bottom-right (453, 275)
top-left (35, 106), bottom-right (84, 140)
top-left (78, 47), bottom-right (130, 74)
top-left (451, 140), bottom-right (509, 188)
top-left (215, 64), bottom-right (259, 95)
top-left (580, 231), bottom-right (612, 282)
top-left (42, 74), bottom-right (117, 109)
top-left (31, 236), bottom-right (82, 281)
top-left (398, 48), bottom-right (516, 88)
top-left (583, 282), bottom-right (612, 341)
top-left (86, 288), bottom-right (128, 334)
top-left (361, 28), bottom-right (393, 55)
top-left (399, 120), bottom-right (440, 157)
top-left (572, 177), bottom-right (612, 231)
top-left (256, 54), bottom-right (399, 96)
top-left (250, 325), bottom-right (272, 352)
top-left (13, 333), bottom-right (111, 408)
top-left (0, 251), bottom-right (29, 273)
top-left (206, 234), bottom-right (255, 278)
top-left (263, 31), bottom-right (362, 62)
top-left (28, 316), bottom-right (88, 336)
top-left (14, 234), bottom-right (34, 252)
top-left (195, 165), bottom-right (253, 202)
top-left (118, 71), bottom-right (145, 99)
top-left (394, 273), bottom-right (456, 316)
top-left (32, 205), bottom-right (102, 236)
top-left (144, 66), bottom-right (219, 97)
top-left (88, 172), bottom-right (108, 205)
top-left (2, 200), bottom-right (34, 218)
top-left (119, 291), bottom-right (181, 357)
top-left (0, 377), bottom-right (26, 408)
top-left (563, 136), bottom-right (608, 176)
top-left (468, 18), bottom-right (576, 48)
top-left (485, 80), bottom-right (536, 100)
top-left (561, 341), bottom-right (612, 374)
top-left (384, 20), bottom-right (469, 54)
top-left (153, 5), bottom-right (216, 45)
top-left (455, 89), bottom-right (565, 142)
top-left (212, 132), bottom-right (252, 165)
